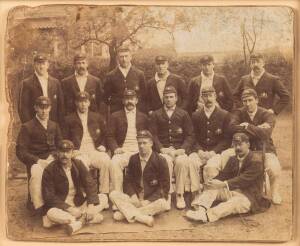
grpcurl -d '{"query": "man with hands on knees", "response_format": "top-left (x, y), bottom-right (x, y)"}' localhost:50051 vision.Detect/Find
top-left (188, 86), bottom-right (232, 207)
top-left (150, 86), bottom-right (194, 209)
top-left (64, 91), bottom-right (110, 199)
top-left (109, 130), bottom-right (170, 227)
top-left (41, 140), bottom-right (108, 235)
top-left (185, 133), bottom-right (271, 223)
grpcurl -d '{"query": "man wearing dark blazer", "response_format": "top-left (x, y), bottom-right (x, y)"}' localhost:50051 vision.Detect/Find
top-left (18, 54), bottom-right (64, 126)
top-left (149, 86), bottom-right (194, 209)
top-left (233, 53), bottom-right (290, 115)
top-left (146, 55), bottom-right (188, 113)
top-left (41, 140), bottom-right (108, 234)
top-left (107, 89), bottom-right (149, 193)
top-left (109, 130), bottom-right (170, 227)
top-left (16, 96), bottom-right (62, 210)
top-left (63, 91), bottom-right (111, 196)
top-left (61, 54), bottom-right (104, 115)
top-left (185, 133), bottom-right (271, 222)
top-left (187, 55), bottom-right (233, 115)
top-left (230, 89), bottom-right (282, 205)
top-left (188, 86), bottom-right (232, 206)
top-left (104, 47), bottom-right (147, 114)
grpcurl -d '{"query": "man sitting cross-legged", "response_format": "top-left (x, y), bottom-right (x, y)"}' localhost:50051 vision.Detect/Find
top-left (41, 140), bottom-right (108, 235)
top-left (64, 91), bottom-right (110, 199)
top-left (109, 130), bottom-right (170, 227)
top-left (185, 133), bottom-right (271, 223)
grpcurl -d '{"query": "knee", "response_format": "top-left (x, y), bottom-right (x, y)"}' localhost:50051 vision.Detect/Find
top-left (231, 197), bottom-right (251, 214)
top-left (109, 190), bottom-right (121, 200)
top-left (188, 153), bottom-right (202, 168)
top-left (175, 155), bottom-right (189, 168)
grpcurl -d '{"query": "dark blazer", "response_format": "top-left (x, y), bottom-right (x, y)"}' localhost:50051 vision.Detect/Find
top-left (61, 74), bottom-right (104, 115)
top-left (16, 117), bottom-right (62, 168)
top-left (233, 71), bottom-right (290, 114)
top-left (104, 66), bottom-right (147, 113)
top-left (18, 74), bottom-right (64, 125)
top-left (215, 151), bottom-right (271, 213)
top-left (63, 111), bottom-right (107, 149)
top-left (123, 151), bottom-right (170, 201)
top-left (149, 107), bottom-right (194, 154)
top-left (192, 107), bottom-right (232, 153)
top-left (187, 74), bottom-right (233, 114)
top-left (106, 109), bottom-right (149, 153)
top-left (146, 73), bottom-right (188, 112)
top-left (42, 158), bottom-right (99, 215)
top-left (231, 106), bottom-right (276, 153)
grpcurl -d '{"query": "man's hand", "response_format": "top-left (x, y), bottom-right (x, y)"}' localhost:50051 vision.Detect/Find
top-left (130, 194), bottom-right (142, 207)
top-left (86, 204), bottom-right (97, 221)
top-left (258, 122), bottom-right (271, 129)
top-left (239, 122), bottom-right (249, 129)
top-left (174, 148), bottom-right (185, 156)
top-left (267, 109), bottom-right (275, 114)
top-left (72, 150), bottom-right (81, 158)
top-left (205, 179), bottom-right (226, 190)
top-left (114, 148), bottom-right (124, 155)
top-left (97, 145), bottom-right (106, 152)
top-left (160, 148), bottom-right (172, 155)
top-left (67, 207), bottom-right (82, 219)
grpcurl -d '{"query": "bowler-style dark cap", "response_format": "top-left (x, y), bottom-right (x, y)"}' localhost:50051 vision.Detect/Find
top-left (163, 86), bottom-right (177, 95)
top-left (75, 91), bottom-right (90, 101)
top-left (200, 55), bottom-right (214, 64)
top-left (250, 53), bottom-right (264, 60)
top-left (232, 132), bottom-right (250, 144)
top-left (35, 96), bottom-right (51, 107)
top-left (201, 85), bottom-right (216, 95)
top-left (34, 53), bottom-right (49, 63)
top-left (155, 55), bottom-right (168, 64)
top-left (123, 89), bottom-right (137, 97)
top-left (58, 140), bottom-right (74, 152)
top-left (136, 130), bottom-right (153, 140)
top-left (74, 53), bottom-right (87, 63)
top-left (241, 88), bottom-right (258, 99)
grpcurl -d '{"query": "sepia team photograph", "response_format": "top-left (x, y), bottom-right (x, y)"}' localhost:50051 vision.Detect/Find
top-left (0, 0), bottom-right (297, 244)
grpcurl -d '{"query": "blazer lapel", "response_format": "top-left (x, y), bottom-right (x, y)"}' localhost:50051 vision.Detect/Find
top-left (71, 75), bottom-right (81, 93)
top-left (33, 74), bottom-right (43, 95)
top-left (48, 76), bottom-right (56, 99)
top-left (85, 75), bottom-right (93, 92)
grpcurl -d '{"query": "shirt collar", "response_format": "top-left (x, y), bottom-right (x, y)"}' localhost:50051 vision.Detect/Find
top-left (204, 105), bottom-right (216, 115)
top-left (247, 107), bottom-right (258, 118)
top-left (236, 150), bottom-right (249, 162)
top-left (139, 150), bottom-right (152, 162)
top-left (36, 114), bottom-right (48, 125)
top-left (77, 110), bottom-right (88, 118)
top-left (75, 71), bottom-right (88, 78)
top-left (155, 71), bottom-right (170, 82)
top-left (35, 71), bottom-right (48, 80)
top-left (251, 68), bottom-right (265, 79)
top-left (164, 105), bottom-right (176, 112)
top-left (201, 71), bottom-right (214, 80)
top-left (118, 64), bottom-right (132, 72)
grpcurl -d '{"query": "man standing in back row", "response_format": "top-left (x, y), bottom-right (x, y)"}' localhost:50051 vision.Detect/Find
top-left (104, 47), bottom-right (147, 114)
top-left (233, 53), bottom-right (290, 114)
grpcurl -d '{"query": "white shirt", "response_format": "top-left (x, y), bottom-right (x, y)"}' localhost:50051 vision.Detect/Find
top-left (75, 71), bottom-right (88, 92)
top-left (35, 72), bottom-right (48, 97)
top-left (164, 105), bottom-right (176, 118)
top-left (247, 107), bottom-right (258, 121)
top-left (155, 71), bottom-right (170, 102)
top-left (204, 105), bottom-right (216, 119)
top-left (200, 71), bottom-right (214, 92)
top-left (250, 69), bottom-right (265, 86)
top-left (77, 111), bottom-right (95, 153)
top-left (122, 108), bottom-right (139, 153)
top-left (139, 151), bottom-right (152, 199)
top-left (118, 64), bottom-right (132, 78)
top-left (63, 165), bottom-right (76, 207)
top-left (36, 114), bottom-right (48, 129)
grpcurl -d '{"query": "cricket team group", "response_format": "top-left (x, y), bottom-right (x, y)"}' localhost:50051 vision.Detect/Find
top-left (15, 46), bottom-right (290, 234)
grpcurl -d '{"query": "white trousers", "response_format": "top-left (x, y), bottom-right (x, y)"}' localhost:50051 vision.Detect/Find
top-left (109, 190), bottom-right (168, 223)
top-left (75, 150), bottom-right (111, 193)
top-left (193, 188), bottom-right (251, 222)
top-left (109, 151), bottom-right (137, 192)
top-left (42, 194), bottom-right (108, 228)
top-left (160, 154), bottom-right (189, 194)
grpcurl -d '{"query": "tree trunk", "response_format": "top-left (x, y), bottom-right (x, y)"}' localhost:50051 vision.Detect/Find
top-left (108, 40), bottom-right (117, 71)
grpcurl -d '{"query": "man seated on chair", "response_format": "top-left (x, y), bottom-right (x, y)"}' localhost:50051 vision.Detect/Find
top-left (42, 140), bottom-right (108, 235)
top-left (230, 88), bottom-right (282, 205)
top-left (16, 96), bottom-right (62, 212)
top-left (64, 91), bottom-right (110, 200)
top-left (188, 85), bottom-right (232, 207)
top-left (149, 86), bottom-right (194, 209)
top-left (108, 89), bottom-right (149, 194)
top-left (185, 133), bottom-right (271, 223)
top-left (109, 130), bottom-right (170, 227)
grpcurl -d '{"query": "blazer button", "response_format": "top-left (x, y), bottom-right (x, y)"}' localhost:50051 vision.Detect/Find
top-left (169, 129), bottom-right (172, 133)
top-left (207, 130), bottom-right (210, 133)
top-left (207, 121), bottom-right (210, 125)
top-left (169, 121), bottom-right (171, 124)
top-left (206, 138), bottom-right (210, 142)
